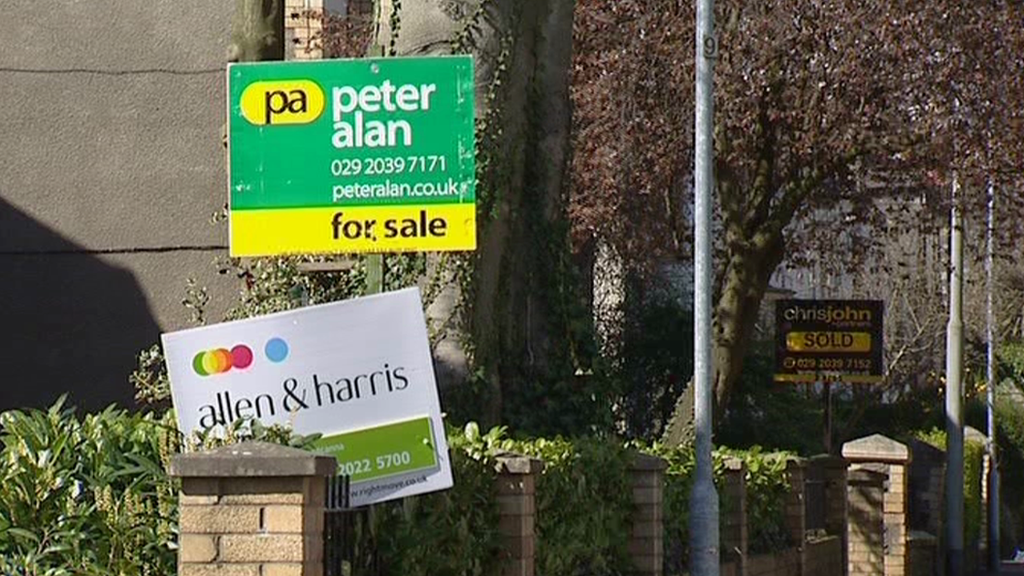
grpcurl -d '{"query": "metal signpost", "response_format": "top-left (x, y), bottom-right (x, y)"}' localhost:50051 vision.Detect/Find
top-left (690, 0), bottom-right (719, 570)
top-left (226, 56), bottom-right (477, 257)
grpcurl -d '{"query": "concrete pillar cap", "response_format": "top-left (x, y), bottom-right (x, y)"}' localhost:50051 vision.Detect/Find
top-left (493, 451), bottom-right (545, 475)
top-left (841, 434), bottom-right (910, 464)
top-left (169, 441), bottom-right (337, 478)
top-left (629, 451), bottom-right (668, 472)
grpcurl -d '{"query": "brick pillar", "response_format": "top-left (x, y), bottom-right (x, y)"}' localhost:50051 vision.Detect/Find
top-left (720, 458), bottom-right (748, 576)
top-left (847, 469), bottom-right (886, 576)
top-left (785, 458), bottom-right (808, 576)
top-left (811, 455), bottom-right (849, 575)
top-left (169, 441), bottom-right (336, 576)
top-left (495, 454), bottom-right (544, 576)
top-left (284, 0), bottom-right (325, 60)
top-left (843, 434), bottom-right (911, 576)
top-left (628, 453), bottom-right (667, 576)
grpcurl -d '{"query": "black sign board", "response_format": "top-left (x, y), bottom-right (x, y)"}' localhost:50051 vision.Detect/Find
top-left (774, 299), bottom-right (883, 383)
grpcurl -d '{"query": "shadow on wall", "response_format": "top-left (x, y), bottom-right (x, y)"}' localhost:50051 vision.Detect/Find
top-left (0, 198), bottom-right (160, 412)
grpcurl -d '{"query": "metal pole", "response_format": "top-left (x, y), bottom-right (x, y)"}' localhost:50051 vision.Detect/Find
top-left (946, 174), bottom-right (965, 576)
top-left (824, 380), bottom-right (833, 454)
top-left (689, 0), bottom-right (719, 571)
top-left (986, 178), bottom-right (1000, 569)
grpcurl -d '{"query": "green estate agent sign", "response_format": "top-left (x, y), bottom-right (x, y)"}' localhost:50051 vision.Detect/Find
top-left (227, 56), bottom-right (476, 256)
top-left (314, 417), bottom-right (438, 484)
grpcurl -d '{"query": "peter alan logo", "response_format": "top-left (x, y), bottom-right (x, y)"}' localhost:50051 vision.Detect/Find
top-left (239, 80), bottom-right (325, 126)
top-left (193, 337), bottom-right (290, 377)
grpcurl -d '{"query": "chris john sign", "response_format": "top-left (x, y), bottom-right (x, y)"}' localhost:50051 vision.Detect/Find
top-left (162, 288), bottom-right (452, 506)
top-left (227, 56), bottom-right (476, 256)
top-left (774, 299), bottom-right (884, 384)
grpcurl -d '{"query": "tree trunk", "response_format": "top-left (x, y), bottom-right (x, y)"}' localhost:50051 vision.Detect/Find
top-left (229, 0), bottom-right (284, 62)
top-left (373, 1), bottom-right (576, 425)
top-left (662, 229), bottom-right (786, 446)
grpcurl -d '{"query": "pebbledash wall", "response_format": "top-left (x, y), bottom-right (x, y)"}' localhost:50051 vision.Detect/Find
top-left (0, 0), bottom-right (361, 412)
top-left (0, 1), bottom-right (235, 411)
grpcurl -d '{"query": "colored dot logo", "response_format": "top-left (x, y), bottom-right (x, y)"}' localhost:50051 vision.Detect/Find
top-left (265, 337), bottom-right (289, 363)
top-left (192, 344), bottom-right (254, 377)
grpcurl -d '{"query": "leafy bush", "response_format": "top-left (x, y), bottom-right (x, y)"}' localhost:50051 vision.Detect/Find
top-left (356, 423), bottom-right (504, 576)
top-left (720, 447), bottom-right (793, 554)
top-left (640, 443), bottom-right (794, 571)
top-left (0, 400), bottom-right (318, 576)
top-left (0, 400), bottom-right (178, 575)
top-left (913, 428), bottom-right (986, 552)
top-left (1, 398), bottom-right (797, 576)
top-left (994, 384), bottom-right (1024, 555)
top-left (505, 434), bottom-right (634, 576)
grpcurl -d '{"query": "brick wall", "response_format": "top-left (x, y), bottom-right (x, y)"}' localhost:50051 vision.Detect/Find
top-left (747, 548), bottom-right (800, 576)
top-left (629, 453), bottom-right (667, 576)
top-left (805, 536), bottom-right (844, 576)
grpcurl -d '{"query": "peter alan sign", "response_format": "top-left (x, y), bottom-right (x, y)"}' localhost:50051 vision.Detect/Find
top-left (161, 288), bottom-right (452, 506)
top-left (227, 56), bottom-right (476, 256)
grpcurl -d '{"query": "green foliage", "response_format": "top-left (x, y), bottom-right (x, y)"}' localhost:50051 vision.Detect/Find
top-left (994, 382), bottom-right (1024, 554)
top-left (718, 447), bottom-right (794, 554)
top-left (505, 435), bottom-right (634, 576)
top-left (0, 400), bottom-right (322, 575)
top-left (0, 399), bottom-right (178, 575)
top-left (222, 256), bottom-right (368, 321)
top-left (718, 350), bottom-right (825, 456)
top-left (0, 397), bottom-right (802, 576)
top-left (356, 423), bottom-right (504, 576)
top-left (346, 424), bottom-right (636, 576)
top-left (131, 343), bottom-right (171, 407)
top-left (616, 300), bottom-right (694, 441)
top-left (640, 442), bottom-right (695, 572)
top-left (913, 428), bottom-right (986, 550)
top-left (639, 443), bottom-right (794, 571)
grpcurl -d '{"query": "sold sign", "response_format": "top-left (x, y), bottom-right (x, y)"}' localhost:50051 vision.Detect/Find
top-left (774, 300), bottom-right (883, 384)
top-left (786, 332), bottom-right (871, 353)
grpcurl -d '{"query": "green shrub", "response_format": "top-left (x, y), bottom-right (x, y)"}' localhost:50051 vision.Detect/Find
top-left (504, 434), bottom-right (634, 576)
top-left (719, 447), bottom-right (793, 554)
top-left (641, 442), bottom-right (695, 572)
top-left (913, 428), bottom-right (986, 551)
top-left (357, 423), bottom-right (504, 576)
top-left (640, 443), bottom-right (794, 570)
top-left (0, 398), bottom-right (796, 576)
top-left (994, 385), bottom-right (1024, 555)
top-left (0, 400), bottom-right (178, 575)
top-left (0, 400), bottom-right (319, 575)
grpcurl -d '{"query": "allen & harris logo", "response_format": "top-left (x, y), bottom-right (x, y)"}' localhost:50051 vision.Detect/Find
top-left (193, 337), bottom-right (290, 377)
top-left (239, 80), bottom-right (325, 126)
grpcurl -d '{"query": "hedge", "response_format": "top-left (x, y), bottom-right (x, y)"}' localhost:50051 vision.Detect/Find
top-left (0, 403), bottom-right (795, 576)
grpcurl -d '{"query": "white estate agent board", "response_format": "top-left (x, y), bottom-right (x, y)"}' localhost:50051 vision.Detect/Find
top-left (161, 287), bottom-right (452, 507)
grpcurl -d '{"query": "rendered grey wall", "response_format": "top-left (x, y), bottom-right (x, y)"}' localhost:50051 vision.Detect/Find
top-left (0, 1), bottom-right (237, 411)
